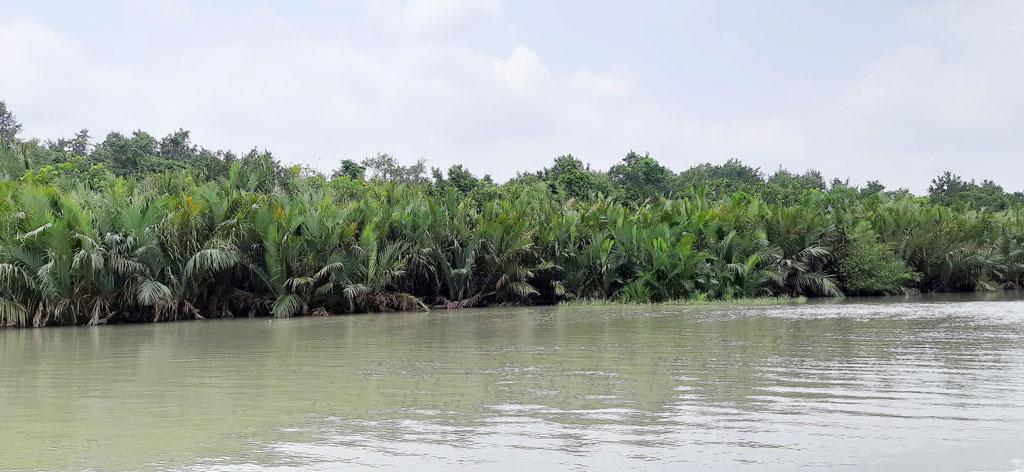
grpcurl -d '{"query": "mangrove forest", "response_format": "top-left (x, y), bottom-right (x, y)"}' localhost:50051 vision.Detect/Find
top-left (1, 101), bottom-right (1023, 327)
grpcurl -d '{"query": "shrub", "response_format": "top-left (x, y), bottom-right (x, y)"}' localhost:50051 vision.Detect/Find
top-left (838, 222), bottom-right (919, 295)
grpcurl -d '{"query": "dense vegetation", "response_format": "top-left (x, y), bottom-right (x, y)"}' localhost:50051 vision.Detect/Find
top-left (1, 101), bottom-right (1023, 327)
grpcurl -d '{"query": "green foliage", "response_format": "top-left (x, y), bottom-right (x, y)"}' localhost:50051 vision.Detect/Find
top-left (0, 101), bottom-right (21, 142)
top-left (332, 159), bottom-right (365, 180)
top-left (46, 129), bottom-right (92, 156)
top-left (0, 100), bottom-right (1022, 327)
top-left (547, 155), bottom-right (613, 200)
top-left (838, 222), bottom-right (919, 295)
top-left (362, 153), bottom-right (428, 184)
top-left (1, 165), bottom-right (1022, 328)
top-left (929, 171), bottom-right (1020, 210)
top-left (674, 158), bottom-right (764, 197)
top-left (0, 138), bottom-right (29, 179)
top-left (608, 151), bottom-right (673, 201)
top-left (763, 169), bottom-right (826, 205)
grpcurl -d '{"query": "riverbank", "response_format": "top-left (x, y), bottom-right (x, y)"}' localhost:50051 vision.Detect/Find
top-left (12, 290), bottom-right (1024, 330)
top-left (2, 295), bottom-right (809, 329)
top-left (559, 295), bottom-right (808, 307)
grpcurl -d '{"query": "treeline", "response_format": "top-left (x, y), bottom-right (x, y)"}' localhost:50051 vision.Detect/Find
top-left (1, 101), bottom-right (1023, 327)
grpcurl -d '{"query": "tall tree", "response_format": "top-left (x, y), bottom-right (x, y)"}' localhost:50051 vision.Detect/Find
top-left (159, 129), bottom-right (197, 161)
top-left (0, 100), bottom-right (23, 142)
top-left (332, 159), bottom-right (366, 180)
top-left (608, 151), bottom-right (673, 201)
top-left (70, 129), bottom-right (92, 156)
top-left (928, 171), bottom-right (971, 206)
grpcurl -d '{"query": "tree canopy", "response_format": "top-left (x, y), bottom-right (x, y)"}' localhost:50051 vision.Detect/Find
top-left (1, 100), bottom-right (1022, 327)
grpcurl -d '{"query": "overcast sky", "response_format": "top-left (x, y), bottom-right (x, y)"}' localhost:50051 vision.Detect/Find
top-left (2, 0), bottom-right (1023, 192)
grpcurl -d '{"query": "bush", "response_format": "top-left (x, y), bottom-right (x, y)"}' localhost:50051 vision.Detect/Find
top-left (838, 222), bottom-right (919, 295)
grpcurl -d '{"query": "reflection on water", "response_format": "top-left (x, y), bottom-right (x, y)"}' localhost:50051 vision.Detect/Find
top-left (2, 293), bottom-right (1024, 471)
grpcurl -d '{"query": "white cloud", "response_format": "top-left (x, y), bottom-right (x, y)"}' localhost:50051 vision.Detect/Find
top-left (364, 0), bottom-right (503, 37)
top-left (709, 119), bottom-right (807, 162)
top-left (2, 1), bottom-right (1024, 192)
top-left (0, 19), bottom-right (83, 105)
top-left (492, 45), bottom-right (548, 92)
top-left (807, 1), bottom-right (1024, 190)
top-left (837, 46), bottom-right (991, 130)
top-left (0, 6), bottom-right (650, 178)
top-left (570, 70), bottom-right (633, 98)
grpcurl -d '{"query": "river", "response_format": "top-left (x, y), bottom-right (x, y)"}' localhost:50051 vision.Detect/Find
top-left (2, 293), bottom-right (1024, 471)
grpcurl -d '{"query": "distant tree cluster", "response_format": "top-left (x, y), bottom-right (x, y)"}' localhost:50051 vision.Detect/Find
top-left (2, 99), bottom-right (1021, 211)
top-left (4, 98), bottom-right (1019, 208)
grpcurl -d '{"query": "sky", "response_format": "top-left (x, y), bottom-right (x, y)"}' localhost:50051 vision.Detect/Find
top-left (2, 0), bottom-right (1023, 193)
